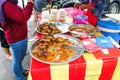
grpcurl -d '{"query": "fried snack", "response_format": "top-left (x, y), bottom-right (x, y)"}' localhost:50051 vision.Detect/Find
top-left (32, 35), bottom-right (75, 62)
top-left (69, 25), bottom-right (77, 31)
top-left (69, 25), bottom-right (94, 34)
top-left (37, 22), bottom-right (62, 35)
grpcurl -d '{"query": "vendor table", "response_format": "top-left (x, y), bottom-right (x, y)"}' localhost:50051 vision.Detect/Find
top-left (105, 14), bottom-right (120, 22)
top-left (27, 32), bottom-right (120, 80)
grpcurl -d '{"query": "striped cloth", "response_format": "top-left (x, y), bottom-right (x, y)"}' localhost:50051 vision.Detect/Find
top-left (28, 32), bottom-right (120, 80)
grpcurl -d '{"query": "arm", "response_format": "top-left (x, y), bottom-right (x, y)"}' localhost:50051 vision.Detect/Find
top-left (92, 0), bottom-right (105, 18)
top-left (74, 0), bottom-right (89, 9)
top-left (80, 0), bottom-right (105, 18)
top-left (3, 1), bottom-right (33, 24)
top-left (47, 0), bottom-right (52, 5)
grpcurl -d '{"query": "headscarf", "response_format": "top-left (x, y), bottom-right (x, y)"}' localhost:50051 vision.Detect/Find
top-left (0, 0), bottom-right (18, 23)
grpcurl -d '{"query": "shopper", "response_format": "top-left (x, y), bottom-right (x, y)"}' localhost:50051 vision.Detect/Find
top-left (75, 0), bottom-right (105, 26)
top-left (0, 24), bottom-right (12, 60)
top-left (33, 0), bottom-right (52, 27)
top-left (0, 0), bottom-right (34, 80)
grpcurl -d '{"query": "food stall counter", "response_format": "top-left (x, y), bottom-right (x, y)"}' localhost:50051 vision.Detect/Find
top-left (28, 32), bottom-right (120, 80)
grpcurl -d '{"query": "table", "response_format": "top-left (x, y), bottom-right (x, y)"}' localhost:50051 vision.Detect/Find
top-left (27, 31), bottom-right (120, 80)
top-left (105, 14), bottom-right (120, 22)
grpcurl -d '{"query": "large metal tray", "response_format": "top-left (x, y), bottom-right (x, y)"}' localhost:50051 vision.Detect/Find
top-left (30, 34), bottom-right (85, 64)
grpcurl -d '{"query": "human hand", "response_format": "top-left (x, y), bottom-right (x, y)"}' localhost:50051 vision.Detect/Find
top-left (80, 4), bottom-right (92, 9)
top-left (74, 3), bottom-right (79, 9)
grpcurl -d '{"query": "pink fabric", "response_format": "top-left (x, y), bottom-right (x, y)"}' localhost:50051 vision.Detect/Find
top-left (82, 39), bottom-right (101, 53)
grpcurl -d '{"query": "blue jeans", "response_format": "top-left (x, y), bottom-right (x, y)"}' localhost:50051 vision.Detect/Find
top-left (9, 38), bottom-right (28, 80)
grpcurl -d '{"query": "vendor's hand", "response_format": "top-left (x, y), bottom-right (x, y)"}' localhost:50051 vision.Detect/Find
top-left (80, 4), bottom-right (92, 9)
top-left (49, 0), bottom-right (52, 5)
top-left (28, 0), bottom-right (34, 4)
top-left (74, 3), bottom-right (79, 9)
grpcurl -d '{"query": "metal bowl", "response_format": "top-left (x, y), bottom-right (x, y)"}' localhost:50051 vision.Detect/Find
top-left (30, 34), bottom-right (85, 64)
top-left (69, 24), bottom-right (95, 37)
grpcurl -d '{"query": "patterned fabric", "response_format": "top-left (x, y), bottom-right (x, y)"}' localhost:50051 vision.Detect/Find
top-left (28, 32), bottom-right (120, 80)
top-left (55, 0), bottom-right (105, 18)
top-left (28, 40), bottom-right (120, 80)
top-left (52, 0), bottom-right (61, 7)
top-left (82, 0), bottom-right (105, 18)
top-left (61, 0), bottom-right (82, 7)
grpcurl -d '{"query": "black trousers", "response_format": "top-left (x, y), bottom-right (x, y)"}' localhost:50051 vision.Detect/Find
top-left (0, 25), bottom-right (10, 48)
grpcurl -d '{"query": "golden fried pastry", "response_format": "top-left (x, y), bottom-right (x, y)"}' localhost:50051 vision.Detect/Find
top-left (37, 22), bottom-right (62, 35)
top-left (69, 24), bottom-right (94, 34)
top-left (32, 35), bottom-right (75, 62)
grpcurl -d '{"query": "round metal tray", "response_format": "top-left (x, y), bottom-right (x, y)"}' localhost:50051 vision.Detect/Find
top-left (30, 34), bottom-right (85, 64)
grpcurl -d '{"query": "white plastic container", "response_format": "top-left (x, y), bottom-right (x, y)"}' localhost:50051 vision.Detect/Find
top-left (41, 8), bottom-right (49, 18)
top-left (57, 9), bottom-right (66, 22)
top-left (49, 6), bottom-right (58, 22)
top-left (41, 8), bottom-right (50, 23)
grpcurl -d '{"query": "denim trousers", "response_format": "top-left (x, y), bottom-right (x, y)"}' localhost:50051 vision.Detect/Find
top-left (9, 38), bottom-right (28, 80)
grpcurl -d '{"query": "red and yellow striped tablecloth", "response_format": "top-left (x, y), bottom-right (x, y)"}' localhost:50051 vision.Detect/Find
top-left (28, 32), bottom-right (120, 80)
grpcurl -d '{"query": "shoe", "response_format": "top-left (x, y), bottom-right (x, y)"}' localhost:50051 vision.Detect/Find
top-left (23, 69), bottom-right (29, 76)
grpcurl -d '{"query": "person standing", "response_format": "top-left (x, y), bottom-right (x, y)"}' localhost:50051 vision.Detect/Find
top-left (75, 0), bottom-right (105, 26)
top-left (0, 0), bottom-right (34, 80)
top-left (33, 0), bottom-right (52, 27)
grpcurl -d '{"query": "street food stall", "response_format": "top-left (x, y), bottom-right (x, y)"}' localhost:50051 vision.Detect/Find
top-left (27, 7), bottom-right (120, 80)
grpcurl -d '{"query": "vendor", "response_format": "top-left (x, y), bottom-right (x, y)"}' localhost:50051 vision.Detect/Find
top-left (75, 0), bottom-right (105, 26)
top-left (33, 0), bottom-right (52, 27)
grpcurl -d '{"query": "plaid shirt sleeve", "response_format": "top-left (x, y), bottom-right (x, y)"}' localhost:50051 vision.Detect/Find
top-left (92, 0), bottom-right (105, 19)
top-left (81, 0), bottom-right (105, 18)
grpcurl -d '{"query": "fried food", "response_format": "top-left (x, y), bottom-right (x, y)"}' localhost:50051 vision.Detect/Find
top-left (32, 35), bottom-right (75, 62)
top-left (69, 24), bottom-right (94, 34)
top-left (37, 22), bottom-right (62, 35)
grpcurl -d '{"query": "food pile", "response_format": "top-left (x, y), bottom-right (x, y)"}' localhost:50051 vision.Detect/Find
top-left (37, 22), bottom-right (62, 35)
top-left (69, 24), bottom-right (94, 34)
top-left (32, 35), bottom-right (75, 62)
top-left (69, 24), bottom-right (94, 37)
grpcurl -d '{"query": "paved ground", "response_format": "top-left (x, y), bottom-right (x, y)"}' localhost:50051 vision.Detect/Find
top-left (0, 18), bottom-right (35, 80)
